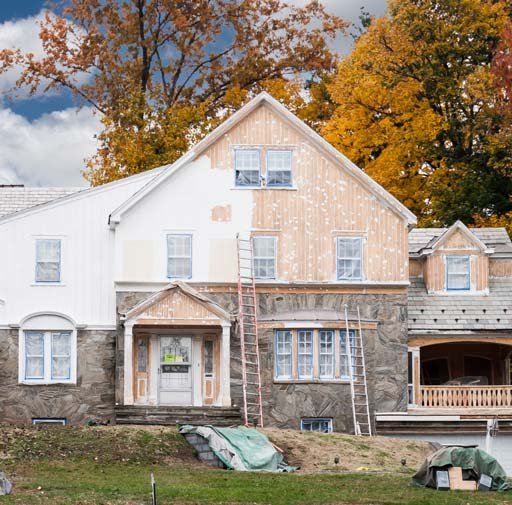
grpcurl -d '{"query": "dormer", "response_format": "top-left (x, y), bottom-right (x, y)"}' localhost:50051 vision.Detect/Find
top-left (412, 221), bottom-right (494, 295)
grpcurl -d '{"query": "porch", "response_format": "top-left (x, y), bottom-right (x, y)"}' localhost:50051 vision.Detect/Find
top-left (120, 282), bottom-right (234, 411)
top-left (408, 338), bottom-right (512, 412)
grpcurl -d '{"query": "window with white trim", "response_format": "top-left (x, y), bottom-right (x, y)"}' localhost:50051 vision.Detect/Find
top-left (319, 330), bottom-right (335, 379)
top-left (337, 237), bottom-right (362, 281)
top-left (275, 330), bottom-right (292, 379)
top-left (235, 149), bottom-right (261, 187)
top-left (266, 150), bottom-right (292, 187)
top-left (274, 328), bottom-right (360, 382)
top-left (446, 255), bottom-right (470, 291)
top-left (167, 234), bottom-right (192, 279)
top-left (301, 418), bottom-right (333, 433)
top-left (32, 418), bottom-right (67, 426)
top-left (297, 330), bottom-right (314, 379)
top-left (35, 239), bottom-right (61, 283)
top-left (340, 329), bottom-right (357, 379)
top-left (23, 331), bottom-right (73, 383)
top-left (252, 236), bottom-right (276, 279)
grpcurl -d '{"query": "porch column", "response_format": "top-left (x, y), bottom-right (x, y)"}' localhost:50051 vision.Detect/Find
top-left (123, 322), bottom-right (134, 405)
top-left (412, 347), bottom-right (420, 407)
top-left (220, 323), bottom-right (231, 407)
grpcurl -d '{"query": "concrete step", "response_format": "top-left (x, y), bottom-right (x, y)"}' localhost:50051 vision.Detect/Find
top-left (114, 405), bottom-right (242, 427)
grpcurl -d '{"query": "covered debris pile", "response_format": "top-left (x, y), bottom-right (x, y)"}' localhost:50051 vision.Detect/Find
top-left (180, 425), bottom-right (295, 472)
top-left (411, 446), bottom-right (509, 492)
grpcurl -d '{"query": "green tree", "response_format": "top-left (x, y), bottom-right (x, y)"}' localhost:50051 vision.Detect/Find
top-left (324, 0), bottom-right (512, 226)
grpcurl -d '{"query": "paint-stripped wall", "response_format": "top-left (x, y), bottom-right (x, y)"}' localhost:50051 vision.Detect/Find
top-left (201, 103), bottom-right (409, 283)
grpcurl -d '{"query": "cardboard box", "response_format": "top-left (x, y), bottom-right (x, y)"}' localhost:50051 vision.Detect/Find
top-left (448, 467), bottom-right (477, 491)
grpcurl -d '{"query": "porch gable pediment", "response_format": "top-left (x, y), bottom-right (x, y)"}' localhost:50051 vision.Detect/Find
top-left (123, 281), bottom-right (232, 326)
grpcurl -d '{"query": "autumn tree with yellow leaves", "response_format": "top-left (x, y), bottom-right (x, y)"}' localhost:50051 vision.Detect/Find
top-left (324, 0), bottom-right (512, 226)
top-left (0, 0), bottom-right (346, 185)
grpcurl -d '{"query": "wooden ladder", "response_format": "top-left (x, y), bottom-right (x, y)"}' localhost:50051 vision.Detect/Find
top-left (236, 233), bottom-right (264, 427)
top-left (344, 305), bottom-right (372, 436)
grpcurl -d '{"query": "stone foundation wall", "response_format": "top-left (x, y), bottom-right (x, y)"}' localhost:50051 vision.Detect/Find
top-left (117, 289), bottom-right (408, 433)
top-left (0, 329), bottom-right (116, 425)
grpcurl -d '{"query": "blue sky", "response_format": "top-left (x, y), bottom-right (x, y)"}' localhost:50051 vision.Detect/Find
top-left (0, 0), bottom-right (387, 187)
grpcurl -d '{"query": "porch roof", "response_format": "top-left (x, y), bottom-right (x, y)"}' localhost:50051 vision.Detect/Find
top-left (122, 281), bottom-right (233, 325)
top-left (408, 277), bottom-right (512, 332)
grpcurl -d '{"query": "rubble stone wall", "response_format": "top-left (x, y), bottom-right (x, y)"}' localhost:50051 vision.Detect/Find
top-left (0, 329), bottom-right (116, 425)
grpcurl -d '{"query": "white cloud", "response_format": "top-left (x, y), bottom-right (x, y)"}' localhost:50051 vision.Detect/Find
top-left (0, 10), bottom-right (88, 99)
top-left (0, 105), bottom-right (101, 187)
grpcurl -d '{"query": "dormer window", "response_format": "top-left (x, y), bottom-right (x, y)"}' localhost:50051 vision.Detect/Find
top-left (446, 256), bottom-right (470, 291)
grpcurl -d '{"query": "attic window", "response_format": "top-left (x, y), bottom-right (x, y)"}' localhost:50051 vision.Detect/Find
top-left (446, 256), bottom-right (470, 291)
top-left (234, 149), bottom-right (261, 187)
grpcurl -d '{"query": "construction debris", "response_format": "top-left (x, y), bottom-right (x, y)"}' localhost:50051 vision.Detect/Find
top-left (412, 446), bottom-right (509, 491)
top-left (0, 472), bottom-right (12, 495)
top-left (180, 425), bottom-right (295, 472)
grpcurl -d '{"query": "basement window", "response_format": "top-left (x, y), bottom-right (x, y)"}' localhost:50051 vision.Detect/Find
top-left (301, 418), bottom-right (333, 433)
top-left (32, 418), bottom-right (67, 426)
top-left (446, 256), bottom-right (470, 291)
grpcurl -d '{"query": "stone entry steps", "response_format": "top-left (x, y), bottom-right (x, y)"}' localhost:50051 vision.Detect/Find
top-left (114, 405), bottom-right (242, 426)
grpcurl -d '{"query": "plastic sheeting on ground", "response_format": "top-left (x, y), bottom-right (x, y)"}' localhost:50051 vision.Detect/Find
top-left (180, 425), bottom-right (296, 472)
top-left (411, 446), bottom-right (509, 491)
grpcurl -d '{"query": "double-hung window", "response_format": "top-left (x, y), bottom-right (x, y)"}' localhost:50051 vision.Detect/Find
top-left (35, 239), bottom-right (61, 283)
top-left (319, 330), bottom-right (335, 379)
top-left (275, 330), bottom-right (292, 379)
top-left (252, 236), bottom-right (276, 279)
top-left (337, 237), bottom-right (362, 281)
top-left (23, 331), bottom-right (72, 383)
top-left (235, 149), bottom-right (261, 187)
top-left (167, 234), bottom-right (192, 279)
top-left (266, 150), bottom-right (292, 187)
top-left (340, 329), bottom-right (357, 379)
top-left (297, 330), bottom-right (314, 379)
top-left (446, 256), bottom-right (470, 291)
top-left (275, 329), bottom-right (362, 382)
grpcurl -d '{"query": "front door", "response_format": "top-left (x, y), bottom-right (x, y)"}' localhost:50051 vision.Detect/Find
top-left (159, 335), bottom-right (193, 405)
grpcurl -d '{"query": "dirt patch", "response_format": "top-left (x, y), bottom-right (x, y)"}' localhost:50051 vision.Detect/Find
top-left (263, 428), bottom-right (434, 474)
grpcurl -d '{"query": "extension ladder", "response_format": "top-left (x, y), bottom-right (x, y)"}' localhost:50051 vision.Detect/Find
top-left (344, 305), bottom-right (372, 436)
top-left (236, 233), bottom-right (264, 427)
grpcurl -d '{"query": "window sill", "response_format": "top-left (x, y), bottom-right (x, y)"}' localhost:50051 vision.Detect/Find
top-left (31, 283), bottom-right (66, 287)
top-left (231, 186), bottom-right (298, 191)
top-left (19, 380), bottom-right (76, 386)
top-left (273, 379), bottom-right (351, 385)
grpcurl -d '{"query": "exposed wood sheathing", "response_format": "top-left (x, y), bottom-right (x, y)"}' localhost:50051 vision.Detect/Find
top-left (204, 104), bottom-right (409, 283)
top-left (135, 289), bottom-right (221, 325)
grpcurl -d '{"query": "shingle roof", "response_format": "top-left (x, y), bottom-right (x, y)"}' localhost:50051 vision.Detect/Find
top-left (408, 277), bottom-right (512, 332)
top-left (0, 186), bottom-right (85, 218)
top-left (409, 227), bottom-right (512, 256)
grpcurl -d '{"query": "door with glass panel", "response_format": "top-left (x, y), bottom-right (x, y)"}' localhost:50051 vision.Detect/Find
top-left (203, 336), bottom-right (218, 405)
top-left (159, 336), bottom-right (193, 405)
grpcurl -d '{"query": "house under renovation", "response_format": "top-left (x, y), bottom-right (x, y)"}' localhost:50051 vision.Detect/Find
top-left (1, 92), bottom-right (511, 470)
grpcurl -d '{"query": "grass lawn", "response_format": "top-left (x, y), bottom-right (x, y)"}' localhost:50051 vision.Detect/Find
top-left (1, 426), bottom-right (511, 505)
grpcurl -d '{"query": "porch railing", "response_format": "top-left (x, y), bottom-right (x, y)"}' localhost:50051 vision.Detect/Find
top-left (419, 385), bottom-right (512, 409)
